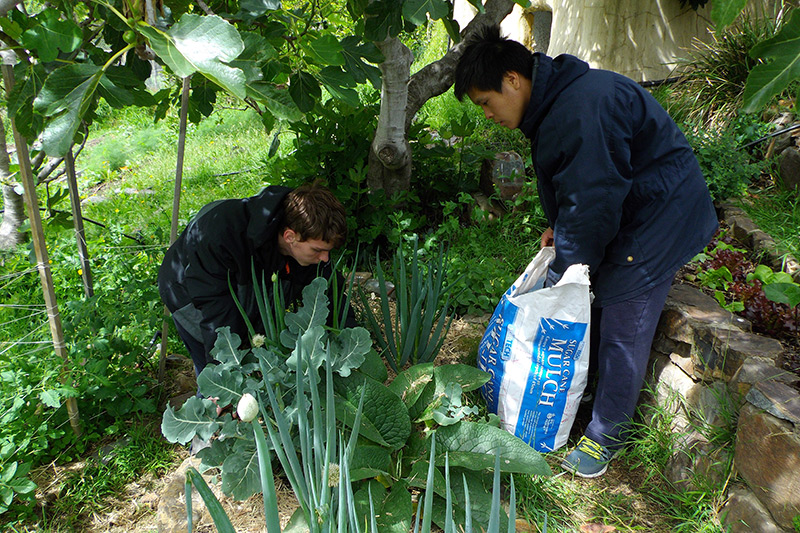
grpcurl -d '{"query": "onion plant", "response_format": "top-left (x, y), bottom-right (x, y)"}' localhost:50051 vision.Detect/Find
top-left (183, 344), bottom-right (522, 533)
top-left (359, 236), bottom-right (458, 371)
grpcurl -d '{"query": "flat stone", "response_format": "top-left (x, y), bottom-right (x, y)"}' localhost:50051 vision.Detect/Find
top-left (646, 353), bottom-right (699, 434)
top-left (779, 146), bottom-right (800, 190)
top-left (721, 485), bottom-right (789, 533)
top-left (747, 380), bottom-right (800, 425)
top-left (728, 214), bottom-right (760, 247)
top-left (692, 327), bottom-right (784, 382)
top-left (157, 457), bottom-right (211, 533)
top-left (735, 404), bottom-right (800, 530)
top-left (665, 429), bottom-right (729, 493)
top-left (729, 358), bottom-right (798, 398)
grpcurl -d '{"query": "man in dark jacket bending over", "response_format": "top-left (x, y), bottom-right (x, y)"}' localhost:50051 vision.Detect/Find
top-left (158, 183), bottom-right (348, 381)
top-left (455, 26), bottom-right (718, 477)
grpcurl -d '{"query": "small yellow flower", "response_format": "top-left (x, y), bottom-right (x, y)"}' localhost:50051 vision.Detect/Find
top-left (78, 268), bottom-right (82, 276)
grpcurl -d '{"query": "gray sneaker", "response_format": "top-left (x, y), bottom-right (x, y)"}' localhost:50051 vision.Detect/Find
top-left (561, 436), bottom-right (617, 478)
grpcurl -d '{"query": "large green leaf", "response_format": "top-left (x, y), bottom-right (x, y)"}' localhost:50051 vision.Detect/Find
top-left (137, 14), bottom-right (246, 99)
top-left (434, 364), bottom-right (490, 393)
top-left (334, 371), bottom-right (411, 450)
top-left (7, 62), bottom-right (45, 140)
top-left (354, 480), bottom-right (412, 533)
top-left (238, 0), bottom-right (282, 20)
top-left (387, 362), bottom-right (434, 407)
top-left (230, 31), bottom-right (277, 84)
top-left (20, 8), bottom-right (81, 63)
top-left (329, 327), bottom-right (371, 377)
top-left (364, 0), bottom-right (404, 41)
top-left (288, 71), bottom-right (321, 113)
top-left (318, 67), bottom-right (360, 108)
top-left (196, 364), bottom-right (245, 406)
top-left (710, 0), bottom-right (747, 30)
top-left (209, 327), bottom-right (250, 365)
top-left (286, 325), bottom-right (326, 374)
top-left (282, 278), bottom-right (329, 342)
top-left (247, 81), bottom-right (304, 121)
top-left (33, 63), bottom-right (102, 157)
top-left (743, 10), bottom-right (800, 113)
top-left (434, 422), bottom-right (552, 476)
top-left (161, 396), bottom-right (223, 444)
top-left (341, 36), bottom-right (383, 89)
top-left (302, 33), bottom-right (345, 66)
top-left (220, 438), bottom-right (261, 500)
top-left (349, 445), bottom-right (392, 481)
top-left (403, 0), bottom-right (449, 25)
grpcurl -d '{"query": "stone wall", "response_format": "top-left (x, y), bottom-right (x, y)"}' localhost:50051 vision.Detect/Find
top-left (647, 208), bottom-right (800, 532)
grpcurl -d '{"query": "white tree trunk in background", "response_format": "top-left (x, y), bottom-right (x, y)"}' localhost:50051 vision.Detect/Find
top-left (0, 116), bottom-right (25, 249)
top-left (368, 0), bottom-right (517, 195)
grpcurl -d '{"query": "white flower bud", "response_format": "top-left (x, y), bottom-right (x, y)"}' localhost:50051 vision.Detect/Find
top-left (237, 393), bottom-right (259, 422)
top-left (251, 334), bottom-right (266, 348)
top-left (327, 463), bottom-right (340, 487)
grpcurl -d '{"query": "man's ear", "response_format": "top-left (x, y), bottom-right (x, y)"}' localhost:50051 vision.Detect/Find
top-left (282, 228), bottom-right (297, 244)
top-left (505, 71), bottom-right (522, 90)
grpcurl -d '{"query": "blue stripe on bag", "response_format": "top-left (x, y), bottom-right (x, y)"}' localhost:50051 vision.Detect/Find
top-left (477, 296), bottom-right (518, 414)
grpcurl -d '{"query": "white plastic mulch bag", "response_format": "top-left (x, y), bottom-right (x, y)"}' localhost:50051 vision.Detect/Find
top-left (478, 246), bottom-right (591, 452)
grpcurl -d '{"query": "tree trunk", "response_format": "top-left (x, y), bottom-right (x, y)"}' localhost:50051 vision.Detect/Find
top-left (367, 0), bottom-right (516, 194)
top-left (0, 115), bottom-right (25, 249)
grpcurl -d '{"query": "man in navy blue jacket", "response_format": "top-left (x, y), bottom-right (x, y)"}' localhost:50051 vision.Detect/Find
top-left (455, 26), bottom-right (718, 477)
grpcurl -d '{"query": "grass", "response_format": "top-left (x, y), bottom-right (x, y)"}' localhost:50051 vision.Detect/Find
top-left (738, 186), bottom-right (800, 262)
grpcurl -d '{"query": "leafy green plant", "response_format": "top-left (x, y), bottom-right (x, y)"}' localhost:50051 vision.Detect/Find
top-left (0, 461), bottom-right (36, 515)
top-left (684, 124), bottom-right (765, 201)
top-left (186, 345), bottom-right (522, 533)
top-left (164, 274), bottom-right (551, 529)
top-left (747, 264), bottom-right (800, 308)
top-left (359, 236), bottom-right (457, 372)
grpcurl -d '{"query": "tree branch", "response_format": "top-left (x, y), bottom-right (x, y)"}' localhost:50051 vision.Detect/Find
top-left (405, 0), bottom-right (516, 130)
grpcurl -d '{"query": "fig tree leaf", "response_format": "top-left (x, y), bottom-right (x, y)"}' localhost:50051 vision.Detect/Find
top-left (364, 0), bottom-right (404, 41)
top-left (318, 66), bottom-right (360, 107)
top-left (744, 10), bottom-right (800, 113)
top-left (238, 0), bottom-right (282, 19)
top-left (247, 81), bottom-right (304, 121)
top-left (161, 396), bottom-right (221, 444)
top-left (341, 36), bottom-right (383, 88)
top-left (288, 71), bottom-right (321, 113)
top-left (434, 421), bottom-right (552, 476)
top-left (302, 34), bottom-right (345, 66)
top-left (403, 0), bottom-right (449, 25)
top-left (21, 9), bottom-right (81, 63)
top-left (137, 14), bottom-right (246, 99)
top-left (230, 31), bottom-right (276, 83)
top-left (33, 63), bottom-right (102, 157)
top-left (334, 371), bottom-right (411, 450)
top-left (8, 63), bottom-right (46, 140)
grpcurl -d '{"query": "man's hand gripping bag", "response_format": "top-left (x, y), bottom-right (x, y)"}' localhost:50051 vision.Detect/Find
top-left (478, 247), bottom-right (591, 452)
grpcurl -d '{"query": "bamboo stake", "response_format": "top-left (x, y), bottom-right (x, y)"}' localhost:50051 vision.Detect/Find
top-left (158, 75), bottom-right (192, 384)
top-left (65, 148), bottom-right (94, 298)
top-left (2, 63), bottom-right (82, 436)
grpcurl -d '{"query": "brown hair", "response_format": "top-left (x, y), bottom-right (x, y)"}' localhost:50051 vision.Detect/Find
top-left (283, 183), bottom-right (347, 247)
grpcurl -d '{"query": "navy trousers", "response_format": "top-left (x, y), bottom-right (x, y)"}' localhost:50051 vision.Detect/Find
top-left (583, 276), bottom-right (674, 450)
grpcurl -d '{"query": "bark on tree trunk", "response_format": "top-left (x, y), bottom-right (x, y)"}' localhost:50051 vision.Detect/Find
top-left (0, 115), bottom-right (26, 249)
top-left (367, 0), bottom-right (516, 194)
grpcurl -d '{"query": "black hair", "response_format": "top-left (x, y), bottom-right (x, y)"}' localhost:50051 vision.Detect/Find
top-left (454, 25), bottom-right (535, 101)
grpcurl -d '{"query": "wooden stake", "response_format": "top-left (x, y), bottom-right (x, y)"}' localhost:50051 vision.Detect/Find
top-left (2, 64), bottom-right (82, 436)
top-left (65, 148), bottom-right (94, 298)
top-left (158, 75), bottom-right (192, 384)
